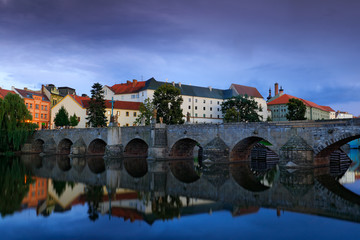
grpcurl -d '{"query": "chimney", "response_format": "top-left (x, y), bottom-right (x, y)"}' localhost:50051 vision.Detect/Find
top-left (279, 86), bottom-right (284, 95)
top-left (209, 86), bottom-right (212, 91)
top-left (127, 80), bottom-right (131, 84)
top-left (133, 79), bottom-right (137, 87)
top-left (24, 87), bottom-right (28, 91)
top-left (267, 88), bottom-right (272, 101)
top-left (275, 83), bottom-right (279, 96)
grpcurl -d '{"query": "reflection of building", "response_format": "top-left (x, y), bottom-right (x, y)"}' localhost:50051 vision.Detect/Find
top-left (22, 177), bottom-right (48, 209)
top-left (12, 87), bottom-right (51, 129)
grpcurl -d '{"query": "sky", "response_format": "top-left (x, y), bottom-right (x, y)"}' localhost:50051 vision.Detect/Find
top-left (0, 0), bottom-right (360, 115)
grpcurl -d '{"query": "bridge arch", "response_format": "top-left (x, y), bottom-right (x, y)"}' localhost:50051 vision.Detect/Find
top-left (124, 138), bottom-right (148, 157)
top-left (58, 138), bottom-right (73, 155)
top-left (169, 138), bottom-right (202, 159)
top-left (124, 157), bottom-right (148, 178)
top-left (33, 139), bottom-right (45, 153)
top-left (230, 163), bottom-right (271, 192)
top-left (87, 139), bottom-right (107, 155)
top-left (56, 155), bottom-right (71, 171)
top-left (170, 160), bottom-right (200, 183)
top-left (87, 157), bottom-right (105, 174)
top-left (230, 136), bottom-right (279, 163)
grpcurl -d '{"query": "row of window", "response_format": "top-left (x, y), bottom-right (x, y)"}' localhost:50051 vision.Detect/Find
top-left (188, 98), bottom-right (221, 105)
top-left (26, 103), bottom-right (48, 111)
top-left (34, 113), bottom-right (48, 119)
top-left (193, 114), bottom-right (221, 118)
top-left (188, 106), bottom-right (220, 111)
top-left (106, 111), bottom-right (137, 117)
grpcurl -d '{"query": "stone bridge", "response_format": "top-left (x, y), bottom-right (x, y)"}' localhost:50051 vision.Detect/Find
top-left (22, 155), bottom-right (360, 223)
top-left (22, 118), bottom-right (360, 168)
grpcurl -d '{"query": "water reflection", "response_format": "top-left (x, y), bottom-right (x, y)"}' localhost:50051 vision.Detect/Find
top-left (1, 152), bottom-right (360, 225)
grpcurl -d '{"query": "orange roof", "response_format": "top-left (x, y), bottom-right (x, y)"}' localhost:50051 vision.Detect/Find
top-left (321, 106), bottom-right (335, 112)
top-left (108, 80), bottom-right (146, 94)
top-left (267, 94), bottom-right (332, 112)
top-left (69, 94), bottom-right (90, 108)
top-left (0, 88), bottom-right (15, 99)
top-left (231, 84), bottom-right (263, 98)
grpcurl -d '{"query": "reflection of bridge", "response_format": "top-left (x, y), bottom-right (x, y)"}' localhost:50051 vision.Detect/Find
top-left (22, 155), bottom-right (360, 223)
top-left (23, 119), bottom-right (360, 167)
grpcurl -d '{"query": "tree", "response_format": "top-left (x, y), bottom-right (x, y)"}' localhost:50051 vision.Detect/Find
top-left (153, 84), bottom-right (184, 124)
top-left (221, 95), bottom-right (262, 122)
top-left (54, 106), bottom-right (70, 127)
top-left (69, 113), bottom-right (79, 127)
top-left (86, 83), bottom-right (107, 127)
top-left (0, 93), bottom-right (37, 152)
top-left (286, 98), bottom-right (307, 121)
top-left (134, 98), bottom-right (155, 126)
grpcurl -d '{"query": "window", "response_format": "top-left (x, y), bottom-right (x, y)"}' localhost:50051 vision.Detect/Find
top-left (126, 123), bottom-right (129, 126)
top-left (35, 104), bottom-right (39, 109)
top-left (189, 98), bottom-right (191, 102)
top-left (131, 95), bottom-right (136, 99)
top-left (35, 113), bottom-right (39, 118)
top-left (203, 100), bottom-right (206, 103)
top-left (41, 105), bottom-right (44, 110)
top-left (218, 115), bottom-right (220, 118)
top-left (142, 92), bottom-right (144, 96)
top-left (195, 106), bottom-right (198, 110)
top-left (210, 107), bottom-right (212, 111)
top-left (26, 103), bottom-right (28, 108)
top-left (30, 103), bottom-right (33, 109)
top-left (210, 100), bottom-right (212, 104)
top-left (195, 113), bottom-right (198, 117)
top-left (217, 101), bottom-right (220, 105)
top-left (45, 114), bottom-right (47, 119)
top-left (126, 112), bottom-right (129, 116)
top-left (195, 99), bottom-right (198, 103)
top-left (133, 112), bottom-right (137, 117)
top-left (210, 114), bottom-right (212, 118)
top-left (41, 114), bottom-right (43, 119)
top-left (203, 114), bottom-right (206, 117)
top-left (188, 106), bottom-right (191, 109)
top-left (217, 108), bottom-right (220, 111)
top-left (45, 106), bottom-right (47, 111)
top-left (203, 107), bottom-right (205, 110)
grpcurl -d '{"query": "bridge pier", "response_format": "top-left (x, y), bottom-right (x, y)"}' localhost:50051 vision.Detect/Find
top-left (104, 126), bottom-right (123, 158)
top-left (147, 123), bottom-right (168, 161)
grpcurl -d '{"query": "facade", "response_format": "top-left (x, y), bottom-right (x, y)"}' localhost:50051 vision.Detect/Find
top-left (51, 94), bottom-right (141, 128)
top-left (335, 111), bottom-right (354, 119)
top-left (104, 78), bottom-right (266, 124)
top-left (42, 84), bottom-right (65, 107)
top-left (13, 87), bottom-right (51, 129)
top-left (267, 94), bottom-right (331, 121)
top-left (230, 84), bottom-right (269, 120)
top-left (22, 177), bottom-right (48, 209)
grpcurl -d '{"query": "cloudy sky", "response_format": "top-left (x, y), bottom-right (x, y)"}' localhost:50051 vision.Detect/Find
top-left (0, 0), bottom-right (359, 115)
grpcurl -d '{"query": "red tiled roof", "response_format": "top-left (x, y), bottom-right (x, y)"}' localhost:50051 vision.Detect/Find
top-left (109, 80), bottom-right (146, 94)
top-left (15, 88), bottom-right (50, 101)
top-left (231, 84), bottom-right (263, 98)
top-left (111, 207), bottom-right (143, 222)
top-left (69, 95), bottom-right (90, 108)
top-left (0, 88), bottom-right (15, 99)
top-left (321, 106), bottom-right (335, 112)
top-left (267, 94), bottom-right (332, 112)
top-left (82, 99), bottom-right (141, 110)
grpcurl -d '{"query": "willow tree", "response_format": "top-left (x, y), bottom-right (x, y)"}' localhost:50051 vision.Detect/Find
top-left (0, 93), bottom-right (37, 152)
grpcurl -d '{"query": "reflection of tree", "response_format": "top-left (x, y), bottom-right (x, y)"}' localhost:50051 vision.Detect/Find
top-left (151, 195), bottom-right (182, 221)
top-left (0, 156), bottom-right (33, 217)
top-left (52, 181), bottom-right (75, 197)
top-left (85, 185), bottom-right (103, 222)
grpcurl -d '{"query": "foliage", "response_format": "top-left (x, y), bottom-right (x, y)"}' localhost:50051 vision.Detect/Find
top-left (86, 83), bottom-right (107, 127)
top-left (0, 156), bottom-right (34, 217)
top-left (85, 185), bottom-right (104, 222)
top-left (69, 113), bottom-right (79, 127)
top-left (286, 98), bottom-right (307, 121)
top-left (0, 93), bottom-right (37, 152)
top-left (221, 95), bottom-right (262, 122)
top-left (54, 106), bottom-right (70, 127)
top-left (151, 195), bottom-right (182, 221)
top-left (153, 84), bottom-right (184, 124)
top-left (134, 98), bottom-right (155, 126)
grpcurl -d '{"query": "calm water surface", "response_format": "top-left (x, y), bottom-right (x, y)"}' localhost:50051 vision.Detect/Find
top-left (1, 150), bottom-right (360, 240)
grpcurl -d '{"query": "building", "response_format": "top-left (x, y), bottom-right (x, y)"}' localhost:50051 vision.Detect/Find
top-left (230, 84), bottom-right (269, 120)
top-left (41, 84), bottom-right (65, 108)
top-left (22, 177), bottom-right (48, 209)
top-left (12, 87), bottom-right (51, 129)
top-left (335, 111), bottom-right (354, 119)
top-left (0, 87), bottom-right (15, 99)
top-left (50, 94), bottom-right (141, 128)
top-left (267, 94), bottom-right (332, 121)
top-left (321, 106), bottom-right (336, 119)
top-left (104, 78), bottom-right (267, 124)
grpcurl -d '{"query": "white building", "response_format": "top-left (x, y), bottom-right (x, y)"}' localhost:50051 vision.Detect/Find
top-left (50, 94), bottom-right (141, 128)
top-left (104, 78), bottom-right (268, 124)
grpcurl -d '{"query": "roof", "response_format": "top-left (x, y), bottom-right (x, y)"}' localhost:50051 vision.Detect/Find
top-left (142, 77), bottom-right (237, 99)
top-left (230, 84), bottom-right (264, 98)
top-left (321, 106), bottom-right (335, 112)
top-left (15, 88), bottom-right (50, 101)
top-left (267, 94), bottom-right (332, 112)
top-left (0, 88), bottom-right (15, 99)
top-left (82, 99), bottom-right (141, 110)
top-left (109, 80), bottom-right (146, 94)
top-left (69, 94), bottom-right (90, 108)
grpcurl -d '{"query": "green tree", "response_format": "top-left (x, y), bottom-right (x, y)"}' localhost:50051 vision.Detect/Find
top-left (134, 98), bottom-right (155, 126)
top-left (153, 84), bottom-right (184, 124)
top-left (54, 106), bottom-right (70, 127)
top-left (221, 95), bottom-right (262, 122)
top-left (85, 185), bottom-right (104, 222)
top-left (86, 83), bottom-right (107, 127)
top-left (69, 113), bottom-right (79, 127)
top-left (0, 93), bottom-right (37, 152)
top-left (286, 98), bottom-right (307, 120)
